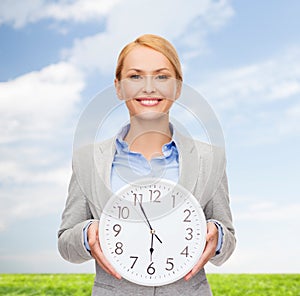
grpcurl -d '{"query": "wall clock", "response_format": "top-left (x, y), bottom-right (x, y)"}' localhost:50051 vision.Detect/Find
top-left (99, 178), bottom-right (207, 286)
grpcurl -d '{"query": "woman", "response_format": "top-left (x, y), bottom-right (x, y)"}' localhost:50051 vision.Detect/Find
top-left (58, 34), bottom-right (236, 296)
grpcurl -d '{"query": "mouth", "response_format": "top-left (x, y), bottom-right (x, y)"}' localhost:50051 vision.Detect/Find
top-left (135, 98), bottom-right (163, 106)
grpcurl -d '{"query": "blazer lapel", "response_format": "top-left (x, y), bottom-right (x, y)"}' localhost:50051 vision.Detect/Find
top-left (93, 137), bottom-right (116, 213)
top-left (176, 132), bottom-right (200, 194)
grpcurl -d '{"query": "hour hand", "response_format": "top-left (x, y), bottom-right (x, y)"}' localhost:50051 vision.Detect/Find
top-left (150, 233), bottom-right (154, 261)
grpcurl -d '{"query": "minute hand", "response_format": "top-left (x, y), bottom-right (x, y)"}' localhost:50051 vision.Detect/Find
top-left (138, 200), bottom-right (162, 244)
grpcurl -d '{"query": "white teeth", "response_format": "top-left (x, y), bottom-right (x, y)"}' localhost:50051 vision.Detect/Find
top-left (140, 100), bottom-right (158, 105)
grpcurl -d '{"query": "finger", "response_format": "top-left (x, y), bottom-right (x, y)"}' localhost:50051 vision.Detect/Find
top-left (92, 241), bottom-right (122, 279)
top-left (184, 226), bottom-right (218, 281)
top-left (184, 248), bottom-right (209, 281)
top-left (88, 223), bottom-right (121, 279)
top-left (184, 247), bottom-right (214, 281)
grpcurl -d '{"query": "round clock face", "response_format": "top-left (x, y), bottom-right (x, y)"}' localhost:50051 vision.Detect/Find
top-left (99, 179), bottom-right (207, 286)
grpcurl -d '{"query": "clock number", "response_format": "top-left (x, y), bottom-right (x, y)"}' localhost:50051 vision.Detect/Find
top-left (180, 246), bottom-right (189, 257)
top-left (172, 195), bottom-right (176, 208)
top-left (185, 228), bottom-right (193, 240)
top-left (165, 258), bottom-right (174, 271)
top-left (133, 193), bottom-right (143, 206)
top-left (118, 206), bottom-right (130, 219)
top-left (147, 262), bottom-right (156, 275)
top-left (113, 224), bottom-right (121, 237)
top-left (149, 189), bottom-right (161, 203)
top-left (130, 256), bottom-right (138, 269)
top-left (183, 209), bottom-right (192, 222)
top-left (115, 242), bottom-right (123, 255)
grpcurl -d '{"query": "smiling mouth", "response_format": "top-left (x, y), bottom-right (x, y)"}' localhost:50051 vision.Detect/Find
top-left (135, 98), bottom-right (163, 106)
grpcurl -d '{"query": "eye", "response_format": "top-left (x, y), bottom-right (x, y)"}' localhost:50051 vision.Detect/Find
top-left (130, 74), bottom-right (142, 80)
top-left (156, 74), bottom-right (169, 80)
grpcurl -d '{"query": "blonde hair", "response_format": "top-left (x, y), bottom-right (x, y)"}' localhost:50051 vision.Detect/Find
top-left (115, 34), bottom-right (183, 81)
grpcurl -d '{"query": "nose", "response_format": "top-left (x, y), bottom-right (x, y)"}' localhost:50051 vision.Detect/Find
top-left (143, 76), bottom-right (156, 94)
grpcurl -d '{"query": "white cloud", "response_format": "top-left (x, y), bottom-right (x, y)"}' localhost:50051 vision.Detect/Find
top-left (0, 61), bottom-right (85, 230)
top-left (0, 0), bottom-right (43, 28)
top-left (206, 245), bottom-right (300, 273)
top-left (199, 46), bottom-right (300, 109)
top-left (206, 195), bottom-right (300, 273)
top-left (44, 0), bottom-right (121, 22)
top-left (1, 0), bottom-right (234, 76)
top-left (0, 0), bottom-right (233, 32)
top-left (0, 0), bottom-right (121, 28)
top-left (0, 62), bottom-right (84, 143)
top-left (279, 102), bottom-right (300, 136)
top-left (64, 32), bottom-right (123, 75)
top-left (63, 0), bottom-right (234, 75)
top-left (0, 168), bottom-right (70, 231)
top-left (196, 46), bottom-right (300, 145)
top-left (232, 196), bottom-right (300, 222)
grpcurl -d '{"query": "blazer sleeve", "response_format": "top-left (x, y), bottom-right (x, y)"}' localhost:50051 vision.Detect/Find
top-left (57, 166), bottom-right (95, 263)
top-left (205, 169), bottom-right (236, 266)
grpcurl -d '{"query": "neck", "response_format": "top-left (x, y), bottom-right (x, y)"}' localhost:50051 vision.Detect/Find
top-left (125, 112), bottom-right (172, 160)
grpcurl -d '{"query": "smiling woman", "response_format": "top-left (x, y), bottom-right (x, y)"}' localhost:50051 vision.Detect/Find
top-left (115, 38), bottom-right (182, 118)
top-left (58, 34), bottom-right (236, 296)
top-left (113, 35), bottom-right (183, 159)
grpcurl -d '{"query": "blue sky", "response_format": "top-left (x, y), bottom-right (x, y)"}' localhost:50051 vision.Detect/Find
top-left (0, 0), bottom-right (299, 274)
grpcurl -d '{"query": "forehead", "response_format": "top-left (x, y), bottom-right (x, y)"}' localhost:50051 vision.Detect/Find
top-left (122, 46), bottom-right (174, 72)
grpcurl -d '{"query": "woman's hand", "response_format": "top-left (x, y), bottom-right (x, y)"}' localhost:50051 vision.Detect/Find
top-left (87, 221), bottom-right (122, 280)
top-left (184, 221), bottom-right (219, 281)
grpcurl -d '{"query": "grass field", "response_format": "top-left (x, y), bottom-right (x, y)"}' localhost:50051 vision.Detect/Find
top-left (0, 274), bottom-right (299, 295)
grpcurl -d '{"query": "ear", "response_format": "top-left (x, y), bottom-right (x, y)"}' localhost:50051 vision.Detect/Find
top-left (114, 78), bottom-right (122, 100)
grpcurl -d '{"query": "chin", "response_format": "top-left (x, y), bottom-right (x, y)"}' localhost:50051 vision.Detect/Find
top-left (134, 110), bottom-right (168, 121)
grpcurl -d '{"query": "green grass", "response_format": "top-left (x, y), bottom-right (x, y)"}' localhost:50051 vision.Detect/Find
top-left (0, 274), bottom-right (93, 296)
top-left (0, 274), bottom-right (299, 295)
top-left (207, 274), bottom-right (300, 296)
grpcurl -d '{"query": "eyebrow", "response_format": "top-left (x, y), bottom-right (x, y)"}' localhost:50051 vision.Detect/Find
top-left (127, 68), bottom-right (172, 73)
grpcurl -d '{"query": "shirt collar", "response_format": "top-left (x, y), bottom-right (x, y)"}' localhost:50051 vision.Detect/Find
top-left (115, 124), bottom-right (131, 153)
top-left (115, 123), bottom-right (178, 156)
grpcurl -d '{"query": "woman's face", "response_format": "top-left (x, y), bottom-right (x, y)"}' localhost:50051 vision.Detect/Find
top-left (115, 46), bottom-right (181, 117)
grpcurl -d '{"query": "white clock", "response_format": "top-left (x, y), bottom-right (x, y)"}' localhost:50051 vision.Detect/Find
top-left (99, 178), bottom-right (207, 286)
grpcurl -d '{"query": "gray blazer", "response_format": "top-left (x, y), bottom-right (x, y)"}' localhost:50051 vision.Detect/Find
top-left (58, 132), bottom-right (236, 296)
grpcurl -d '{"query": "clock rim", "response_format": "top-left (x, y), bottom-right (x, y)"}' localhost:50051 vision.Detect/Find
top-left (99, 178), bottom-right (207, 286)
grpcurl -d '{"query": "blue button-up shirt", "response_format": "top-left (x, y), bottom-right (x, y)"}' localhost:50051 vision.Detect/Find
top-left (110, 124), bottom-right (179, 192)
